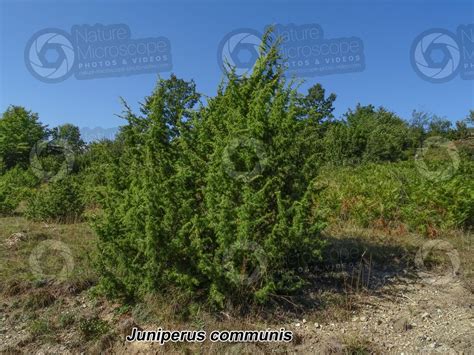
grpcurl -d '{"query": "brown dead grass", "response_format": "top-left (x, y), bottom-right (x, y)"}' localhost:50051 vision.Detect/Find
top-left (0, 217), bottom-right (472, 353)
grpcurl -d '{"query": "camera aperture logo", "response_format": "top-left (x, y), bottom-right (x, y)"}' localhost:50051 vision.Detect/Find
top-left (25, 24), bottom-right (172, 83)
top-left (218, 23), bottom-right (365, 78)
top-left (217, 28), bottom-right (262, 77)
top-left (410, 24), bottom-right (474, 83)
top-left (24, 29), bottom-right (75, 83)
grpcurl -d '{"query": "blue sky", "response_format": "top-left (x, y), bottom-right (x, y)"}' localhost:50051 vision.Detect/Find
top-left (0, 0), bottom-right (473, 131)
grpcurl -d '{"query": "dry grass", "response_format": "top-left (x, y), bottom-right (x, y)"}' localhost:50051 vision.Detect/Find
top-left (0, 217), bottom-right (299, 353)
top-left (0, 216), bottom-right (97, 294)
top-left (1, 217), bottom-right (472, 353)
top-left (340, 334), bottom-right (379, 354)
top-left (324, 223), bottom-right (473, 289)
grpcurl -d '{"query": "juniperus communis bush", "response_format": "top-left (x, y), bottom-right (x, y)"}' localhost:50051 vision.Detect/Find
top-left (0, 167), bottom-right (38, 215)
top-left (94, 33), bottom-right (326, 307)
top-left (25, 176), bottom-right (84, 222)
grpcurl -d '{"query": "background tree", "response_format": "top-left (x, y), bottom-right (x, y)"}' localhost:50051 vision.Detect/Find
top-left (51, 124), bottom-right (85, 153)
top-left (324, 105), bottom-right (410, 165)
top-left (454, 120), bottom-right (469, 140)
top-left (298, 83), bottom-right (337, 173)
top-left (427, 115), bottom-right (452, 137)
top-left (466, 110), bottom-right (474, 135)
top-left (0, 106), bottom-right (47, 170)
top-left (408, 110), bottom-right (430, 150)
top-left (301, 83), bottom-right (336, 125)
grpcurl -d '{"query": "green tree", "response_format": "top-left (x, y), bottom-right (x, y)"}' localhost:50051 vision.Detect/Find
top-left (94, 75), bottom-right (202, 299)
top-left (298, 83), bottom-right (337, 172)
top-left (468, 110), bottom-right (474, 125)
top-left (324, 105), bottom-right (410, 165)
top-left (427, 115), bottom-right (452, 137)
top-left (300, 83), bottom-right (336, 125)
top-left (51, 124), bottom-right (85, 153)
top-left (195, 35), bottom-right (325, 306)
top-left (94, 34), bottom-right (326, 308)
top-left (466, 110), bottom-right (474, 136)
top-left (454, 120), bottom-right (469, 140)
top-left (0, 106), bottom-right (47, 170)
top-left (408, 110), bottom-right (430, 150)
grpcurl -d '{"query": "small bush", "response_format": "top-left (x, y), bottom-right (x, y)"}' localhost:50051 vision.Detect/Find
top-left (25, 177), bottom-right (84, 222)
top-left (29, 318), bottom-right (53, 337)
top-left (58, 312), bottom-right (76, 328)
top-left (0, 167), bottom-right (38, 215)
top-left (79, 316), bottom-right (110, 340)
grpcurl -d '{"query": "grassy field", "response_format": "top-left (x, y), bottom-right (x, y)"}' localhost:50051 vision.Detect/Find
top-left (1, 216), bottom-right (472, 353)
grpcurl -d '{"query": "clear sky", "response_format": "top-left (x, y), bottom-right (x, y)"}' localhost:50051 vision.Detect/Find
top-left (1, 0), bottom-right (473, 131)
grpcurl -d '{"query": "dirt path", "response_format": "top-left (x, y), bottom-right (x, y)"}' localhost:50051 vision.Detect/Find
top-left (1, 248), bottom-right (473, 354)
top-left (4, 276), bottom-right (471, 354)
top-left (289, 276), bottom-right (474, 354)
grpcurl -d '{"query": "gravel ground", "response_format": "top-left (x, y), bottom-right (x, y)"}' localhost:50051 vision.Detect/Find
top-left (1, 264), bottom-right (473, 354)
top-left (288, 274), bottom-right (474, 354)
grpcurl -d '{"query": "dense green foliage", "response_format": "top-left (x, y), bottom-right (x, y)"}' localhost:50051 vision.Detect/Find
top-left (50, 124), bottom-right (85, 154)
top-left (316, 159), bottom-right (473, 235)
top-left (0, 167), bottom-right (38, 215)
top-left (323, 105), bottom-right (411, 164)
top-left (93, 40), bottom-right (327, 306)
top-left (25, 177), bottom-right (84, 222)
top-left (0, 106), bottom-right (47, 171)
